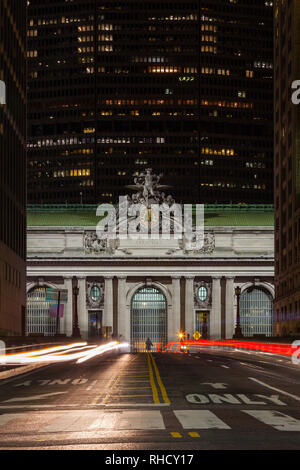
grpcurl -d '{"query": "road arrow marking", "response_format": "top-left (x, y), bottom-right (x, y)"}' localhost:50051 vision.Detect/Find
top-left (2, 392), bottom-right (67, 403)
top-left (249, 378), bottom-right (300, 402)
top-left (14, 381), bottom-right (32, 387)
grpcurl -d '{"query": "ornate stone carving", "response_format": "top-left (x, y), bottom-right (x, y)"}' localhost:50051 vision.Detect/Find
top-left (86, 281), bottom-right (104, 308)
top-left (83, 170), bottom-right (216, 255)
top-left (126, 168), bottom-right (172, 207)
top-left (84, 232), bottom-right (107, 254)
top-left (182, 232), bottom-right (215, 254)
top-left (194, 281), bottom-right (212, 308)
top-left (84, 232), bottom-right (120, 255)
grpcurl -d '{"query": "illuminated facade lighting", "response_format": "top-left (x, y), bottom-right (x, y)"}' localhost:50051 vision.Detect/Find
top-left (27, 0), bottom-right (274, 204)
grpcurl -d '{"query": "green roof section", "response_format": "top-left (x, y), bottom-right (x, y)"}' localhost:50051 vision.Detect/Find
top-left (27, 204), bottom-right (274, 228)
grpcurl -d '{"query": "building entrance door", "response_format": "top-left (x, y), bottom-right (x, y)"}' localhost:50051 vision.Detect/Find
top-left (88, 311), bottom-right (103, 338)
top-left (131, 287), bottom-right (167, 352)
top-left (195, 311), bottom-right (210, 339)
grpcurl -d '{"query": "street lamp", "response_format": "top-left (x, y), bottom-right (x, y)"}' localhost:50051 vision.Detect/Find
top-left (233, 286), bottom-right (244, 339)
top-left (72, 277), bottom-right (81, 338)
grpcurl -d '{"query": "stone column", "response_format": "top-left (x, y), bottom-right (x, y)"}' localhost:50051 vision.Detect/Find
top-left (210, 276), bottom-right (222, 339)
top-left (104, 276), bottom-right (113, 337)
top-left (171, 276), bottom-right (181, 341)
top-left (185, 276), bottom-right (195, 338)
top-left (118, 276), bottom-right (128, 341)
top-left (78, 277), bottom-right (87, 339)
top-left (225, 277), bottom-right (235, 339)
top-left (64, 277), bottom-right (73, 337)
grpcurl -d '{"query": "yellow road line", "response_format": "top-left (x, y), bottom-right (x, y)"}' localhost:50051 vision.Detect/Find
top-left (171, 432), bottom-right (182, 438)
top-left (150, 353), bottom-right (170, 404)
top-left (111, 394), bottom-right (153, 398)
top-left (119, 387), bottom-right (151, 390)
top-left (120, 374), bottom-right (148, 377)
top-left (147, 352), bottom-right (160, 404)
top-left (120, 380), bottom-right (150, 382)
top-left (189, 432), bottom-right (201, 438)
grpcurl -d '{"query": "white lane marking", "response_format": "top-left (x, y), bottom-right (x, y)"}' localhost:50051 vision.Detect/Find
top-left (0, 414), bottom-right (22, 426)
top-left (48, 379), bottom-right (72, 386)
top-left (104, 403), bottom-right (170, 408)
top-left (208, 394), bottom-right (241, 404)
top-left (71, 379), bottom-right (88, 385)
top-left (89, 413), bottom-right (116, 430)
top-left (255, 395), bottom-right (286, 406)
top-left (13, 378), bottom-right (91, 387)
top-left (42, 411), bottom-right (86, 432)
top-left (243, 410), bottom-right (300, 431)
top-left (14, 381), bottom-right (33, 387)
top-left (249, 378), bottom-right (300, 402)
top-left (236, 394), bottom-right (266, 405)
top-left (186, 393), bottom-right (287, 406)
top-left (120, 411), bottom-right (165, 430)
top-left (0, 364), bottom-right (53, 386)
top-left (96, 410), bottom-right (165, 430)
top-left (221, 365), bottom-right (230, 369)
top-left (186, 394), bottom-right (210, 404)
top-left (174, 410), bottom-right (230, 430)
top-left (2, 392), bottom-right (67, 403)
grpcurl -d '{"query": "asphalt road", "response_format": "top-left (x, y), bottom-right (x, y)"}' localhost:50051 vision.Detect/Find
top-left (0, 347), bottom-right (299, 450)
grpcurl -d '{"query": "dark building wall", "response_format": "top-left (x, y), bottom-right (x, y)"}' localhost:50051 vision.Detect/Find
top-left (27, 0), bottom-right (273, 205)
top-left (0, 0), bottom-right (27, 336)
top-left (274, 0), bottom-right (300, 336)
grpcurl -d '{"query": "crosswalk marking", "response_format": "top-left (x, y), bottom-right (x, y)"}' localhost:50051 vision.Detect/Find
top-left (0, 409), bottom-right (300, 433)
top-left (89, 413), bottom-right (118, 430)
top-left (114, 410), bottom-right (165, 430)
top-left (89, 410), bottom-right (165, 430)
top-left (174, 410), bottom-right (231, 430)
top-left (242, 410), bottom-right (300, 431)
top-left (42, 411), bottom-right (87, 432)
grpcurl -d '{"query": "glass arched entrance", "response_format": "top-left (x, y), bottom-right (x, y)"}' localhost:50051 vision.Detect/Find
top-left (27, 288), bottom-right (57, 336)
top-left (240, 287), bottom-right (273, 337)
top-left (131, 287), bottom-right (167, 352)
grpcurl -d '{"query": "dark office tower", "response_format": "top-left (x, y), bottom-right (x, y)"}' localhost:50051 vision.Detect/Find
top-left (27, 0), bottom-right (273, 205)
top-left (274, 0), bottom-right (300, 336)
top-left (0, 0), bottom-right (27, 336)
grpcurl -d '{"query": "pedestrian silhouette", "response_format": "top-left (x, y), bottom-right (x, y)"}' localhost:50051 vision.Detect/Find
top-left (145, 337), bottom-right (153, 352)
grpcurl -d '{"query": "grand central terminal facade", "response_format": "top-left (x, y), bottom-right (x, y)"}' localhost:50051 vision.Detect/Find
top-left (26, 172), bottom-right (275, 350)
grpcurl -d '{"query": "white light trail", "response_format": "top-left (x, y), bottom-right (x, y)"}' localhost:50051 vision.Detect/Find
top-left (76, 342), bottom-right (129, 364)
top-left (0, 342), bottom-right (128, 365)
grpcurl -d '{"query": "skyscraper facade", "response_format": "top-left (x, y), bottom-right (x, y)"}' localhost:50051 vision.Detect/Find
top-left (0, 0), bottom-right (27, 335)
top-left (274, 0), bottom-right (300, 336)
top-left (27, 0), bottom-right (273, 205)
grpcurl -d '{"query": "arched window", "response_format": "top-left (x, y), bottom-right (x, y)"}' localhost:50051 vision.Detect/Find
top-left (240, 287), bottom-right (273, 337)
top-left (198, 286), bottom-right (208, 301)
top-left (27, 287), bottom-right (57, 336)
top-left (131, 286), bottom-right (167, 352)
top-left (90, 285), bottom-right (101, 302)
